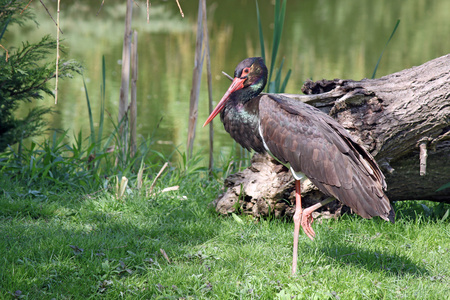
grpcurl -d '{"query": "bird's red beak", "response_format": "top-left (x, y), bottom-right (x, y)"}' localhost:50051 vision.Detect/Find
top-left (203, 77), bottom-right (246, 127)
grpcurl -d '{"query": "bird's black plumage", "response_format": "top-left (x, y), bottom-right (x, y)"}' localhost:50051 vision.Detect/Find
top-left (259, 94), bottom-right (394, 222)
top-left (209, 57), bottom-right (395, 223)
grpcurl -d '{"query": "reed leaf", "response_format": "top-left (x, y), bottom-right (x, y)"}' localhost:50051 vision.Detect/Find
top-left (267, 0), bottom-right (280, 88)
top-left (257, 0), bottom-right (289, 93)
top-left (273, 57), bottom-right (285, 92)
top-left (255, 1), bottom-right (265, 63)
top-left (83, 77), bottom-right (96, 147)
top-left (267, 0), bottom-right (287, 90)
top-left (98, 55), bottom-right (106, 149)
top-left (436, 182), bottom-right (450, 192)
top-left (280, 69), bottom-right (291, 93)
top-left (371, 19), bottom-right (400, 79)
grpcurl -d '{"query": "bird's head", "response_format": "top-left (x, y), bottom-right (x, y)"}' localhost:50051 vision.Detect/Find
top-left (203, 57), bottom-right (267, 127)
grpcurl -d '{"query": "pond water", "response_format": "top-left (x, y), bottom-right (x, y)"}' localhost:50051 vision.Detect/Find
top-left (7, 0), bottom-right (450, 166)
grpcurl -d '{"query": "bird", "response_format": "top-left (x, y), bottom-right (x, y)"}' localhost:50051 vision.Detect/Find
top-left (203, 57), bottom-right (395, 275)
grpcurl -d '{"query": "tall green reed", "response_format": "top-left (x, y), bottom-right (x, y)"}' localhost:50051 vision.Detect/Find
top-left (256, 0), bottom-right (291, 93)
top-left (371, 19), bottom-right (400, 79)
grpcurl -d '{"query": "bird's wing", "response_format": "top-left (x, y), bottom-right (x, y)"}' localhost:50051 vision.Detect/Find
top-left (259, 95), bottom-right (394, 222)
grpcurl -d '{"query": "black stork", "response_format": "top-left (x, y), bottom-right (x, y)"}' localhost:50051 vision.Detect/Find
top-left (203, 57), bottom-right (395, 275)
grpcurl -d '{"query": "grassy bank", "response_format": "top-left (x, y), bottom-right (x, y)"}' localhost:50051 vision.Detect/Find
top-left (0, 172), bottom-right (449, 299)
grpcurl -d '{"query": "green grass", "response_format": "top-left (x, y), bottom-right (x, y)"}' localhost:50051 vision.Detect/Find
top-left (1, 174), bottom-right (449, 299)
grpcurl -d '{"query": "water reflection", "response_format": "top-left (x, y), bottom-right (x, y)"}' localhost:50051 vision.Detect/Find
top-left (7, 0), bottom-right (450, 165)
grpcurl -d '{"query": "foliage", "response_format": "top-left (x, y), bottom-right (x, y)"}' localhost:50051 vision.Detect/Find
top-left (0, 1), bottom-right (82, 152)
top-left (0, 0), bottom-right (35, 30)
top-left (0, 131), bottom-right (96, 191)
top-left (0, 105), bottom-right (192, 198)
top-left (0, 55), bottom-right (174, 197)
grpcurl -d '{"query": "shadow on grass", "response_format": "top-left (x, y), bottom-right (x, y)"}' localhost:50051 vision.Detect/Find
top-left (308, 199), bottom-right (448, 278)
top-left (0, 189), bottom-right (221, 260)
top-left (0, 191), bottom-right (223, 296)
top-left (310, 202), bottom-right (450, 278)
top-left (316, 239), bottom-right (429, 277)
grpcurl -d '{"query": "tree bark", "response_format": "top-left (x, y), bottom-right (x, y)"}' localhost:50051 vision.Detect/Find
top-left (212, 54), bottom-right (450, 218)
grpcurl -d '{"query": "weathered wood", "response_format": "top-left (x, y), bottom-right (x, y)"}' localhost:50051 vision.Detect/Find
top-left (186, 0), bottom-right (204, 159)
top-left (118, 0), bottom-right (133, 161)
top-left (202, 0), bottom-right (214, 172)
top-left (130, 30), bottom-right (138, 158)
top-left (212, 54), bottom-right (450, 218)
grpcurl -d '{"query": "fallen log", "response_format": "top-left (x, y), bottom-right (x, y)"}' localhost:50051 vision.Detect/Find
top-left (212, 54), bottom-right (450, 218)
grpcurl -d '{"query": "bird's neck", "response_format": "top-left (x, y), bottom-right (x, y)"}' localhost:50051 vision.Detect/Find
top-left (220, 95), bottom-right (265, 153)
top-left (232, 76), bottom-right (266, 102)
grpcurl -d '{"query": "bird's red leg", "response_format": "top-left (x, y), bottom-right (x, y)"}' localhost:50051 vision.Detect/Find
top-left (292, 179), bottom-right (303, 275)
top-left (301, 197), bottom-right (334, 240)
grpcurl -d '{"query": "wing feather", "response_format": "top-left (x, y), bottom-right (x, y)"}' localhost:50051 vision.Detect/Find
top-left (259, 95), bottom-right (394, 222)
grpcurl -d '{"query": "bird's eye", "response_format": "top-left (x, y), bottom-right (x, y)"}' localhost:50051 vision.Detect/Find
top-left (242, 68), bottom-right (250, 77)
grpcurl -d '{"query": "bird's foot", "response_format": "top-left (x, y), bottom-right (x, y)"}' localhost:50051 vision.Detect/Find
top-left (300, 197), bottom-right (333, 241)
top-left (301, 210), bottom-right (315, 241)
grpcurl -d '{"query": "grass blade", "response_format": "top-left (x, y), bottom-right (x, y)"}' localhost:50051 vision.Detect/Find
top-left (232, 213), bottom-right (244, 225)
top-left (371, 19), bottom-right (400, 79)
top-left (441, 209), bottom-right (449, 222)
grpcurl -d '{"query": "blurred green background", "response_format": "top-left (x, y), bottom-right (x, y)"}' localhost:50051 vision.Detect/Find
top-left (6, 0), bottom-right (450, 162)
